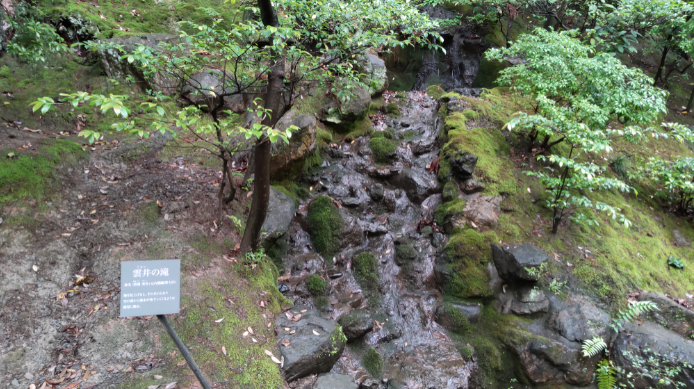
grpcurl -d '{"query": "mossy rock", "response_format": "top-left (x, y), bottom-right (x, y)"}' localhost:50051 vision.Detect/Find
top-left (369, 137), bottom-right (397, 164)
top-left (427, 85), bottom-right (445, 99)
top-left (362, 347), bottom-right (383, 377)
top-left (307, 196), bottom-right (343, 258)
top-left (341, 115), bottom-right (374, 142)
top-left (371, 129), bottom-right (394, 139)
top-left (306, 274), bottom-right (328, 296)
top-left (437, 229), bottom-right (495, 299)
top-left (442, 181), bottom-right (459, 202)
top-left (352, 252), bottom-right (379, 292)
top-left (434, 199), bottom-right (467, 233)
top-left (394, 236), bottom-right (418, 265)
top-left (385, 102), bottom-right (401, 116)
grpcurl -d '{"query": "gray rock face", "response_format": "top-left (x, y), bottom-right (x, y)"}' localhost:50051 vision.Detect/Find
top-left (491, 243), bottom-right (548, 281)
top-left (549, 296), bottom-right (611, 342)
top-left (448, 150), bottom-right (478, 180)
top-left (358, 53), bottom-right (388, 96)
top-left (638, 291), bottom-right (694, 337)
top-left (271, 109), bottom-right (318, 178)
top-left (313, 373), bottom-right (358, 389)
top-left (503, 327), bottom-right (597, 385)
top-left (385, 342), bottom-right (473, 389)
top-left (463, 195), bottom-right (501, 229)
top-left (510, 287), bottom-right (549, 315)
top-left (673, 229), bottom-right (691, 247)
top-left (97, 34), bottom-right (179, 92)
top-left (261, 187), bottom-right (296, 244)
top-left (613, 321), bottom-right (694, 389)
top-left (338, 309), bottom-right (373, 340)
top-left (275, 306), bottom-right (346, 382)
top-left (181, 69), bottom-right (240, 112)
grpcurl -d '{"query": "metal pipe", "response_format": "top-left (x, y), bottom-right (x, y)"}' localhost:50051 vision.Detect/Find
top-left (157, 314), bottom-right (213, 389)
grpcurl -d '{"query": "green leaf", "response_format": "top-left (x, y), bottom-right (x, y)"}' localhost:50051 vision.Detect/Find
top-left (157, 106), bottom-right (165, 117)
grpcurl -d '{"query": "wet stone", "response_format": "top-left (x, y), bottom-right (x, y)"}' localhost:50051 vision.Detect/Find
top-left (369, 183), bottom-right (385, 201)
top-left (448, 150), bottom-right (478, 180)
top-left (327, 269), bottom-right (343, 279)
top-left (510, 287), bottom-right (549, 315)
top-left (338, 309), bottom-right (373, 340)
top-left (491, 243), bottom-right (549, 282)
top-left (313, 373), bottom-right (358, 389)
top-left (342, 197), bottom-right (361, 207)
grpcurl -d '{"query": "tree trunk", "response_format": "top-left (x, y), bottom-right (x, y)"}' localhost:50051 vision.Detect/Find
top-left (239, 0), bottom-right (283, 255)
top-left (688, 85), bottom-right (694, 112)
top-left (654, 40), bottom-right (672, 86)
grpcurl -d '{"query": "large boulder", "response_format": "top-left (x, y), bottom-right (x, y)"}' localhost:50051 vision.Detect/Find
top-left (638, 291), bottom-right (694, 338)
top-left (320, 86), bottom-right (372, 126)
top-left (313, 373), bottom-right (358, 389)
top-left (503, 328), bottom-right (598, 386)
top-left (613, 321), bottom-right (694, 389)
top-left (338, 309), bottom-right (373, 340)
top-left (463, 195), bottom-right (501, 229)
top-left (549, 295), bottom-right (611, 342)
top-left (275, 306), bottom-right (347, 382)
top-left (96, 34), bottom-right (179, 92)
top-left (389, 168), bottom-right (442, 202)
top-left (384, 342), bottom-right (474, 389)
top-left (358, 53), bottom-right (388, 96)
top-left (448, 150), bottom-right (478, 180)
top-left (181, 69), bottom-right (244, 113)
top-left (261, 187), bottom-right (296, 244)
top-left (270, 109), bottom-right (318, 178)
top-left (491, 243), bottom-right (548, 282)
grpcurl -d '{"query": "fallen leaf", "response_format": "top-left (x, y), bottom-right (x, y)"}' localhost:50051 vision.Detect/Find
top-left (214, 318), bottom-right (224, 323)
top-left (313, 330), bottom-right (320, 336)
top-left (289, 330), bottom-right (295, 334)
top-left (247, 326), bottom-right (254, 334)
top-left (281, 338), bottom-right (290, 346)
top-left (300, 309), bottom-right (307, 313)
top-left (284, 327), bottom-right (290, 331)
top-left (222, 346), bottom-right (227, 356)
top-left (148, 386), bottom-right (159, 389)
top-left (176, 360), bottom-right (186, 366)
top-left (63, 383), bottom-right (80, 389)
top-left (527, 187), bottom-right (531, 193)
top-left (61, 297), bottom-right (68, 307)
top-left (247, 191), bottom-right (253, 198)
top-left (32, 265), bottom-right (38, 272)
top-left (252, 338), bottom-right (257, 343)
top-left (165, 383), bottom-right (177, 389)
top-left (264, 350), bottom-right (274, 357)
top-left (157, 200), bottom-right (163, 207)
top-left (271, 356), bottom-right (281, 364)
top-left (242, 331), bottom-right (249, 337)
top-left (385, 249), bottom-right (391, 255)
top-left (154, 375), bottom-right (163, 380)
top-left (291, 314), bottom-right (301, 321)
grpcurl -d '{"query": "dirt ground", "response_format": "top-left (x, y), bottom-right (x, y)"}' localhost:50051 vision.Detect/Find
top-left (0, 125), bottom-right (287, 389)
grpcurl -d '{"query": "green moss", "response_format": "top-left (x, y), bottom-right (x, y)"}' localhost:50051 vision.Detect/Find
top-left (442, 181), bottom-right (459, 202)
top-left (369, 137), bottom-right (397, 164)
top-left (362, 347), bottom-right (383, 378)
top-left (342, 116), bottom-right (374, 141)
top-left (306, 274), bottom-right (327, 296)
top-left (0, 66), bottom-right (10, 78)
top-left (459, 344), bottom-right (474, 359)
top-left (385, 102), bottom-right (401, 116)
top-left (271, 185), bottom-right (300, 208)
top-left (172, 253), bottom-right (286, 388)
top-left (442, 303), bottom-right (472, 335)
top-left (307, 196), bottom-right (343, 258)
top-left (0, 139), bottom-right (86, 204)
top-left (434, 199), bottom-right (467, 228)
top-left (440, 229), bottom-right (496, 298)
top-left (352, 252), bottom-right (379, 292)
top-left (371, 129), bottom-right (394, 139)
top-left (394, 237), bottom-right (418, 263)
top-left (427, 84), bottom-right (445, 99)
top-left (302, 148), bottom-right (324, 174)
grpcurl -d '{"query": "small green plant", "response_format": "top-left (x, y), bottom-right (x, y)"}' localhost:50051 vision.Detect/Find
top-left (243, 177), bottom-right (255, 191)
top-left (582, 301), bottom-right (659, 358)
top-left (582, 336), bottom-right (608, 357)
top-left (668, 256), bottom-right (684, 269)
top-left (596, 360), bottom-right (616, 389)
top-left (226, 215), bottom-right (245, 234)
top-left (548, 278), bottom-right (566, 294)
top-left (525, 262), bottom-right (548, 279)
top-left (610, 154), bottom-right (630, 181)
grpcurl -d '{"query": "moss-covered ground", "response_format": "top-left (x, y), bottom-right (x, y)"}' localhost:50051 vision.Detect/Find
top-left (436, 88), bottom-right (694, 310)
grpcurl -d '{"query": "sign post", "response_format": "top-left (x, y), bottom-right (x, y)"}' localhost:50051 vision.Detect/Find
top-left (120, 260), bottom-right (212, 389)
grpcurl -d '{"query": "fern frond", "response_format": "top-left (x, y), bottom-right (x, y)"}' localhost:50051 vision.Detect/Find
top-left (596, 359), bottom-right (616, 389)
top-left (582, 336), bottom-right (607, 357)
top-left (610, 301), bottom-right (658, 331)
